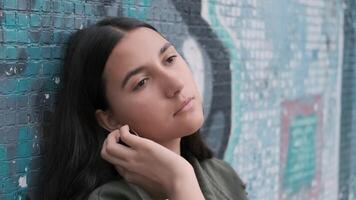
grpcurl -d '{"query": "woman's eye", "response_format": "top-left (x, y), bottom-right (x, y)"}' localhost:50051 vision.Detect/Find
top-left (166, 55), bottom-right (177, 65)
top-left (133, 78), bottom-right (148, 90)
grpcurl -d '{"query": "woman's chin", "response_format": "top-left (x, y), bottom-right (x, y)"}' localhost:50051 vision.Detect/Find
top-left (182, 115), bottom-right (204, 136)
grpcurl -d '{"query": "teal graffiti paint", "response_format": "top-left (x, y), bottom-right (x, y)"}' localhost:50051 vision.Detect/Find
top-left (123, 0), bottom-right (152, 20)
top-left (283, 115), bottom-right (317, 194)
top-left (205, 1), bottom-right (242, 163)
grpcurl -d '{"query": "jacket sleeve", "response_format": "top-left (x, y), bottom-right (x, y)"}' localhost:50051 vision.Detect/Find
top-left (204, 158), bottom-right (248, 200)
top-left (87, 181), bottom-right (142, 200)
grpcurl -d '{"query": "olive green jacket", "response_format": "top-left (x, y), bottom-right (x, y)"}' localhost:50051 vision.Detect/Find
top-left (88, 153), bottom-right (248, 200)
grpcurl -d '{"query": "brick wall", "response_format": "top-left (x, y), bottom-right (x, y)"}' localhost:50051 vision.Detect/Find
top-left (0, 0), bottom-right (354, 199)
top-left (339, 0), bottom-right (356, 199)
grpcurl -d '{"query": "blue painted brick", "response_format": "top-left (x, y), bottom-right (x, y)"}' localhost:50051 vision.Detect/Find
top-left (6, 95), bottom-right (16, 109)
top-left (17, 95), bottom-right (28, 108)
top-left (42, 0), bottom-right (51, 12)
top-left (52, 1), bottom-right (64, 13)
top-left (30, 78), bottom-right (43, 91)
top-left (41, 15), bottom-right (52, 27)
top-left (40, 31), bottom-right (52, 44)
top-left (17, 13), bottom-right (29, 27)
top-left (5, 126), bottom-right (17, 141)
top-left (105, 5), bottom-right (119, 17)
top-left (96, 5), bottom-right (106, 16)
top-left (17, 30), bottom-right (28, 43)
top-left (4, 111), bottom-right (16, 126)
top-left (30, 0), bottom-right (42, 11)
top-left (64, 1), bottom-right (74, 14)
top-left (4, 11), bottom-right (16, 26)
top-left (6, 143), bottom-right (17, 160)
top-left (64, 17), bottom-right (74, 29)
top-left (1, 79), bottom-right (16, 94)
top-left (42, 61), bottom-right (56, 75)
top-left (0, 161), bottom-right (9, 176)
top-left (28, 46), bottom-right (41, 59)
top-left (5, 46), bottom-right (17, 59)
top-left (0, 11), bottom-right (4, 25)
top-left (0, 30), bottom-right (3, 42)
top-left (0, 45), bottom-right (4, 59)
top-left (15, 158), bottom-right (31, 174)
top-left (4, 0), bottom-right (17, 9)
top-left (62, 31), bottom-right (70, 42)
top-left (30, 14), bottom-right (41, 27)
top-left (28, 30), bottom-right (40, 43)
top-left (17, 110), bottom-right (29, 124)
top-left (4, 29), bottom-right (17, 42)
top-left (51, 46), bottom-right (62, 58)
top-left (0, 145), bottom-right (6, 159)
top-left (17, 47), bottom-right (27, 60)
top-left (53, 16), bottom-right (63, 28)
top-left (16, 78), bottom-right (32, 93)
top-left (0, 113), bottom-right (4, 127)
top-left (24, 61), bottom-right (40, 76)
top-left (17, 0), bottom-right (28, 10)
top-left (0, 127), bottom-right (7, 143)
top-left (0, 96), bottom-right (6, 109)
top-left (0, 80), bottom-right (11, 94)
top-left (18, 126), bottom-right (31, 140)
top-left (75, 18), bottom-right (85, 29)
top-left (75, 3), bottom-right (84, 14)
top-left (85, 3), bottom-right (94, 16)
top-left (0, 192), bottom-right (20, 200)
top-left (53, 30), bottom-right (63, 44)
top-left (29, 109), bottom-right (41, 123)
top-left (29, 94), bottom-right (38, 107)
top-left (41, 47), bottom-right (51, 59)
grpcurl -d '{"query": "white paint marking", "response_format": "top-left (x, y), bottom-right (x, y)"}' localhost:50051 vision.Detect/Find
top-left (18, 175), bottom-right (27, 188)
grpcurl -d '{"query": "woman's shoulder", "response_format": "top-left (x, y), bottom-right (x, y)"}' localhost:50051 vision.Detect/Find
top-left (200, 157), bottom-right (245, 183)
top-left (198, 157), bottom-right (248, 199)
top-left (87, 180), bottom-right (143, 200)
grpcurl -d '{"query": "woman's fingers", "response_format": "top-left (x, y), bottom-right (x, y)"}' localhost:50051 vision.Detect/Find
top-left (101, 129), bottom-right (134, 163)
top-left (119, 125), bottom-right (147, 149)
top-left (101, 146), bottom-right (127, 167)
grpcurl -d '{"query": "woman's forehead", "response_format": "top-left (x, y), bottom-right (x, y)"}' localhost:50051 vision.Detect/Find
top-left (112, 27), bottom-right (167, 57)
top-left (103, 28), bottom-right (168, 81)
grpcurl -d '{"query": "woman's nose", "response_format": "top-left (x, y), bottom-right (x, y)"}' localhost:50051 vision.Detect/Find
top-left (161, 71), bottom-right (184, 98)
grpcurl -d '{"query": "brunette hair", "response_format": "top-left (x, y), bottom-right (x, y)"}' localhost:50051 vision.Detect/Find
top-left (41, 17), bottom-right (213, 200)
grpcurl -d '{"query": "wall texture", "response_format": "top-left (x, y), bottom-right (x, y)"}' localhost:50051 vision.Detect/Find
top-left (0, 0), bottom-right (354, 200)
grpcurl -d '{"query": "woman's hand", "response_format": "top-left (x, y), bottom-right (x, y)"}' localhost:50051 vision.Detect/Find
top-left (100, 125), bottom-right (205, 200)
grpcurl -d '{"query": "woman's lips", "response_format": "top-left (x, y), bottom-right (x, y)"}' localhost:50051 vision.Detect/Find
top-left (174, 97), bottom-right (194, 116)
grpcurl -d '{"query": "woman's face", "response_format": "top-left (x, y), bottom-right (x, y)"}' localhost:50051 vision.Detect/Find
top-left (101, 27), bottom-right (204, 143)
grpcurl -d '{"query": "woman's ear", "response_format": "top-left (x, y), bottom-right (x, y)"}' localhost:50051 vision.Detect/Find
top-left (95, 109), bottom-right (120, 132)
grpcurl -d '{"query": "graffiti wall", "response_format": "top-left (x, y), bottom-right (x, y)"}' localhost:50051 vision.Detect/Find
top-left (339, 0), bottom-right (356, 200)
top-left (0, 0), bottom-right (354, 199)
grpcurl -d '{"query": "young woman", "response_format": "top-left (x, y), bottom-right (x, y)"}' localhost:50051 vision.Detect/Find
top-left (41, 17), bottom-right (247, 200)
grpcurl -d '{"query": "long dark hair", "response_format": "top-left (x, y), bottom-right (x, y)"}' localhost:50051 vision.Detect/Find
top-left (40, 17), bottom-right (213, 200)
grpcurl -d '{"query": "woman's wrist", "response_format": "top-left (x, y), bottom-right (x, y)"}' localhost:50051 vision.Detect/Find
top-left (167, 163), bottom-right (205, 200)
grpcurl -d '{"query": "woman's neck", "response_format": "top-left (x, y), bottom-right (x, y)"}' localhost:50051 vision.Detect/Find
top-left (159, 138), bottom-right (181, 155)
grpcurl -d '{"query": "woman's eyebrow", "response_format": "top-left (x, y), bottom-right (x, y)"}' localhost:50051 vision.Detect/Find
top-left (121, 66), bottom-right (146, 89)
top-left (121, 42), bottom-right (173, 89)
top-left (159, 42), bottom-right (172, 55)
